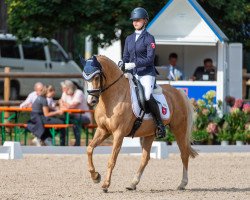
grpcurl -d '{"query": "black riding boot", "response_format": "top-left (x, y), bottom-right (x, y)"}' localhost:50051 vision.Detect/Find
top-left (146, 95), bottom-right (166, 138)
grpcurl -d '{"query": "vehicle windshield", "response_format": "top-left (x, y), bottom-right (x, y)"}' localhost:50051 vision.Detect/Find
top-left (49, 43), bottom-right (67, 62)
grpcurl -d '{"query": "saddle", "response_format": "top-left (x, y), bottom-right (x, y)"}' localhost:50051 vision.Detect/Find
top-left (131, 76), bottom-right (163, 114)
top-left (128, 75), bottom-right (164, 138)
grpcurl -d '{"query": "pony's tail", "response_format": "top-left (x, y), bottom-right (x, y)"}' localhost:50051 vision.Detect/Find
top-left (179, 90), bottom-right (198, 158)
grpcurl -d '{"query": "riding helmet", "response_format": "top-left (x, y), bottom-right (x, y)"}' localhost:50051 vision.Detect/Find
top-left (130, 7), bottom-right (149, 20)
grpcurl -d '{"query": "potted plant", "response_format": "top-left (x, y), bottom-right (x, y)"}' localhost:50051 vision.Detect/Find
top-left (192, 130), bottom-right (209, 145)
top-left (217, 129), bottom-right (231, 146)
top-left (245, 131), bottom-right (250, 145)
top-left (233, 130), bottom-right (246, 146)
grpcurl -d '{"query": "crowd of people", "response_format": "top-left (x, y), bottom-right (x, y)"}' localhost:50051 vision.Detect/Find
top-left (20, 80), bottom-right (91, 146)
top-left (164, 53), bottom-right (216, 81)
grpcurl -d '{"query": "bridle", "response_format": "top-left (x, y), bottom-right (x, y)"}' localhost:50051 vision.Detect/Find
top-left (87, 73), bottom-right (124, 98)
top-left (80, 55), bottom-right (124, 99)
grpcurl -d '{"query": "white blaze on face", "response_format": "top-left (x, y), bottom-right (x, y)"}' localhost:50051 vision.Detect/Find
top-left (87, 81), bottom-right (94, 104)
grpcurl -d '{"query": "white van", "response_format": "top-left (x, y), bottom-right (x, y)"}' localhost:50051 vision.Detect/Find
top-left (0, 34), bottom-right (83, 99)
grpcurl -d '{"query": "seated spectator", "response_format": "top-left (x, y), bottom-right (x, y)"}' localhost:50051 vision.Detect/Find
top-left (20, 82), bottom-right (44, 108)
top-left (166, 53), bottom-right (184, 80)
top-left (46, 85), bottom-right (57, 111)
top-left (192, 58), bottom-right (216, 81)
top-left (60, 80), bottom-right (91, 146)
top-left (27, 86), bottom-right (66, 146)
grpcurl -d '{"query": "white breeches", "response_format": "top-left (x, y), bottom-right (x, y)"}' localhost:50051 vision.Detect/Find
top-left (135, 75), bottom-right (155, 101)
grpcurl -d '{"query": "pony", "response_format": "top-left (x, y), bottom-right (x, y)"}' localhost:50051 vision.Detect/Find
top-left (81, 55), bottom-right (198, 192)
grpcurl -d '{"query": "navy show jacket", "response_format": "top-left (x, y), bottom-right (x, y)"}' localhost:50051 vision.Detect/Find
top-left (123, 29), bottom-right (156, 76)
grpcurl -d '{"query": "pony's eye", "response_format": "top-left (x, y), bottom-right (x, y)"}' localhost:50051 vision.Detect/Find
top-left (95, 76), bottom-right (100, 82)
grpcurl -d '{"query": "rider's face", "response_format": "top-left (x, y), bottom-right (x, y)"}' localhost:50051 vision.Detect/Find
top-left (133, 19), bottom-right (146, 30)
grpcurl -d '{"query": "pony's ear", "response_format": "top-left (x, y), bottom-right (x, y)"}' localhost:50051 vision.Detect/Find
top-left (92, 55), bottom-right (101, 69)
top-left (79, 54), bottom-right (86, 67)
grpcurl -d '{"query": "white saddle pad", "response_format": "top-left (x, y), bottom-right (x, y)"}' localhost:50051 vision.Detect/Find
top-left (126, 74), bottom-right (170, 120)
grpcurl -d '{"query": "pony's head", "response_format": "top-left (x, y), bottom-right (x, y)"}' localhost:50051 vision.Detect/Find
top-left (80, 55), bottom-right (123, 106)
top-left (80, 55), bottom-right (104, 106)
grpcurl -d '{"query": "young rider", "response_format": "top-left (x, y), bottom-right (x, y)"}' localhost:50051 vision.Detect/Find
top-left (122, 7), bottom-right (166, 138)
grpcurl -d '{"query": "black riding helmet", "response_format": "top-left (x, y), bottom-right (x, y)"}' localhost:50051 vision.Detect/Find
top-left (130, 7), bottom-right (149, 20)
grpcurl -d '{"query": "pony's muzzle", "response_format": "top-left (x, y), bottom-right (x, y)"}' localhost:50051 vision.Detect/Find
top-left (87, 95), bottom-right (99, 106)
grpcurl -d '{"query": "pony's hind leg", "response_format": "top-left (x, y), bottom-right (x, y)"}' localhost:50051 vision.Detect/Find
top-left (126, 134), bottom-right (155, 190)
top-left (87, 128), bottom-right (109, 183)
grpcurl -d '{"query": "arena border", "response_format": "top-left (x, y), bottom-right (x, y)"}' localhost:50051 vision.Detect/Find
top-left (20, 145), bottom-right (250, 155)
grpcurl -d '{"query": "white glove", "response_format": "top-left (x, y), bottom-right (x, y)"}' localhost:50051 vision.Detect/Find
top-left (125, 63), bottom-right (136, 70)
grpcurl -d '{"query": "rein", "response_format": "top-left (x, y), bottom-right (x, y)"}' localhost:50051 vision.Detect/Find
top-left (87, 73), bottom-right (124, 97)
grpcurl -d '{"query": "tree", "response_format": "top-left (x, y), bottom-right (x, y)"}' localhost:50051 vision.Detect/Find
top-left (198, 0), bottom-right (250, 49)
top-left (5, 0), bottom-right (249, 54)
top-left (5, 0), bottom-right (165, 51)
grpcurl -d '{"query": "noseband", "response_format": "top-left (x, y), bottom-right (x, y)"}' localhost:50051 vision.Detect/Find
top-left (80, 55), bottom-right (124, 99)
top-left (87, 73), bottom-right (124, 98)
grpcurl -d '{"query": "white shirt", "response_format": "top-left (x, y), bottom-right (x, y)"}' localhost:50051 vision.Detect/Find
top-left (20, 91), bottom-right (37, 108)
top-left (61, 89), bottom-right (91, 119)
top-left (135, 29), bottom-right (144, 41)
top-left (47, 97), bottom-right (57, 111)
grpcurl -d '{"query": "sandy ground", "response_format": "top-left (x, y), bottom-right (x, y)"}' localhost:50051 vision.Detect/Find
top-left (0, 153), bottom-right (249, 200)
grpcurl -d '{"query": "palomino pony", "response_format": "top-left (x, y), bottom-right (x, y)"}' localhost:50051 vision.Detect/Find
top-left (81, 55), bottom-right (198, 192)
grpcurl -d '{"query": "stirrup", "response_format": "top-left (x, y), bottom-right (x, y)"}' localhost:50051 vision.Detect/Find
top-left (156, 125), bottom-right (166, 139)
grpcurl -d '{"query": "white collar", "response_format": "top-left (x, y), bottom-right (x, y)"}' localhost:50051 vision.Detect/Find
top-left (135, 29), bottom-right (144, 35)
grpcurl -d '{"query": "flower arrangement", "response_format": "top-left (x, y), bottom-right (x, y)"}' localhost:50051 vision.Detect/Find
top-left (191, 90), bottom-right (223, 144)
top-left (224, 96), bottom-right (249, 143)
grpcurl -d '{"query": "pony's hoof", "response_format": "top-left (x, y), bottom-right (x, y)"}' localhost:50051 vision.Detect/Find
top-left (177, 181), bottom-right (187, 190)
top-left (93, 173), bottom-right (101, 184)
top-left (102, 188), bottom-right (108, 193)
top-left (177, 185), bottom-right (186, 190)
top-left (126, 185), bottom-right (136, 191)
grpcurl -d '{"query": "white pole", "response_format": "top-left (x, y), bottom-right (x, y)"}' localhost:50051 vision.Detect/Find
top-left (85, 35), bottom-right (92, 59)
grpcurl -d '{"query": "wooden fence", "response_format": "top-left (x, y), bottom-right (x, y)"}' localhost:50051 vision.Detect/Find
top-left (0, 66), bottom-right (82, 103)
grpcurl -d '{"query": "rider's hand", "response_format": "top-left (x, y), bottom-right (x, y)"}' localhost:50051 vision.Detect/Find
top-left (125, 63), bottom-right (136, 70)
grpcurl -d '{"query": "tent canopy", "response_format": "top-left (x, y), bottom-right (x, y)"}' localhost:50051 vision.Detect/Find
top-left (147, 0), bottom-right (228, 46)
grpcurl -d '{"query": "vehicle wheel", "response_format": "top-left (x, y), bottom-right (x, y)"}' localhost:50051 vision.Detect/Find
top-left (10, 85), bottom-right (19, 100)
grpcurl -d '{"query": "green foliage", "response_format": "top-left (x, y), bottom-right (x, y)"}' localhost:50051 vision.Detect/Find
top-left (166, 129), bottom-right (175, 143)
top-left (198, 0), bottom-right (250, 49)
top-left (193, 90), bottom-right (223, 131)
top-left (233, 130), bottom-right (246, 142)
top-left (224, 108), bottom-right (248, 135)
top-left (5, 0), bottom-right (166, 48)
top-left (192, 130), bottom-right (209, 142)
top-left (217, 129), bottom-right (231, 142)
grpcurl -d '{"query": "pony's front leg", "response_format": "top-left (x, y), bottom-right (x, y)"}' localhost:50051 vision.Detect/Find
top-left (102, 134), bottom-right (123, 192)
top-left (87, 128), bottom-right (109, 183)
top-left (126, 135), bottom-right (155, 190)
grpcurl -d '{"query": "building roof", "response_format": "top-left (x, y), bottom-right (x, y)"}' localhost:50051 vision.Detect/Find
top-left (147, 0), bottom-right (228, 45)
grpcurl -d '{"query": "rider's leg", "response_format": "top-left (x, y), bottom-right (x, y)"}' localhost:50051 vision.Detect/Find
top-left (138, 75), bottom-right (166, 138)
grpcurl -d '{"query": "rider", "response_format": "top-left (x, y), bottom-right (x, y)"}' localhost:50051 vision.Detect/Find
top-left (122, 7), bottom-right (166, 138)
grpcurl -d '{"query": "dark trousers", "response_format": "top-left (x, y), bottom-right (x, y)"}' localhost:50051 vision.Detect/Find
top-left (71, 115), bottom-right (90, 146)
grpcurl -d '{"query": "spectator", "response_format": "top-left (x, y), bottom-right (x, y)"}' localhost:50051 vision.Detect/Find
top-left (60, 80), bottom-right (91, 146)
top-left (46, 85), bottom-right (57, 111)
top-left (166, 53), bottom-right (184, 80)
top-left (20, 82), bottom-right (44, 108)
top-left (27, 86), bottom-right (66, 146)
top-left (192, 58), bottom-right (216, 81)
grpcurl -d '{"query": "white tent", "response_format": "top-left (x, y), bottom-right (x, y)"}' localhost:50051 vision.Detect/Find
top-left (98, 0), bottom-right (242, 102)
top-left (147, 0), bottom-right (242, 102)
